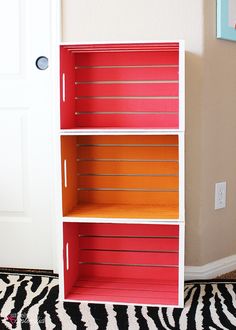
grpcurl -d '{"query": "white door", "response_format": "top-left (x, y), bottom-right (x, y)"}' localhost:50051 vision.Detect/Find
top-left (0, 0), bottom-right (59, 270)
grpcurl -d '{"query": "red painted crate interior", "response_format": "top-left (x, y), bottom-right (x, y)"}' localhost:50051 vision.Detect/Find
top-left (60, 43), bottom-right (179, 129)
top-left (63, 222), bottom-right (179, 305)
top-left (61, 135), bottom-right (179, 219)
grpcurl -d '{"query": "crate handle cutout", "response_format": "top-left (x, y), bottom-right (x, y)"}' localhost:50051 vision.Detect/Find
top-left (66, 242), bottom-right (69, 271)
top-left (64, 159), bottom-right (68, 188)
top-left (62, 73), bottom-right (66, 102)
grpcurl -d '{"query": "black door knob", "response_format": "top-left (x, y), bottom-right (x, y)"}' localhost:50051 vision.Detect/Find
top-left (35, 56), bottom-right (48, 70)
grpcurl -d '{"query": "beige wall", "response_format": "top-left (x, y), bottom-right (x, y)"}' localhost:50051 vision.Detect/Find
top-left (62, 0), bottom-right (236, 265)
top-left (199, 0), bottom-right (236, 264)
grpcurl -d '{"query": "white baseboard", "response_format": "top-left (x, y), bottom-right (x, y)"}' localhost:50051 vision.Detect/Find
top-left (185, 254), bottom-right (236, 281)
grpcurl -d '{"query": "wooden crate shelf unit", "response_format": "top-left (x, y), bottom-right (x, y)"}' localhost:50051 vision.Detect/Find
top-left (58, 40), bottom-right (185, 307)
top-left (60, 42), bottom-right (183, 130)
top-left (63, 222), bottom-right (180, 306)
top-left (61, 134), bottom-right (181, 220)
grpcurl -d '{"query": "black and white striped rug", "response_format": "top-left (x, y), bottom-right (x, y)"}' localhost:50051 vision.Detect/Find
top-left (0, 273), bottom-right (236, 329)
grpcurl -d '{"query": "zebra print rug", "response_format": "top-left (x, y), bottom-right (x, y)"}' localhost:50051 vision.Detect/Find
top-left (0, 273), bottom-right (236, 329)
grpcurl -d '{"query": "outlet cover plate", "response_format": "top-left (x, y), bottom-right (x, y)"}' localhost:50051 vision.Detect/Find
top-left (215, 181), bottom-right (227, 210)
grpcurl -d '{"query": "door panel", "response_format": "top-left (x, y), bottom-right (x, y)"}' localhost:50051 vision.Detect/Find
top-left (0, 0), bottom-right (57, 269)
top-left (0, 0), bottom-right (23, 76)
top-left (0, 110), bottom-right (27, 213)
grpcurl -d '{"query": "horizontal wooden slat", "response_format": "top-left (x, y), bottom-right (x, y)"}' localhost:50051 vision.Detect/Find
top-left (78, 161), bottom-right (179, 175)
top-left (78, 223), bottom-right (179, 237)
top-left (72, 47), bottom-right (179, 52)
top-left (67, 292), bottom-right (178, 305)
top-left (78, 175), bottom-right (178, 190)
top-left (76, 66), bottom-right (178, 82)
top-left (76, 82), bottom-right (178, 97)
top-left (76, 277), bottom-right (178, 292)
top-left (79, 250), bottom-right (179, 266)
top-left (64, 42), bottom-right (179, 52)
top-left (78, 264), bottom-right (178, 281)
top-left (70, 46), bottom-right (179, 52)
top-left (71, 47), bottom-right (179, 53)
top-left (77, 135), bottom-right (178, 145)
top-left (76, 113), bottom-right (178, 128)
top-left (77, 146), bottom-right (178, 160)
top-left (76, 98), bottom-right (179, 112)
top-left (70, 286), bottom-right (178, 301)
top-left (79, 237), bottom-right (179, 251)
top-left (72, 47), bottom-right (178, 51)
top-left (75, 51), bottom-right (179, 66)
top-left (68, 203), bottom-right (179, 219)
top-left (78, 190), bottom-right (179, 205)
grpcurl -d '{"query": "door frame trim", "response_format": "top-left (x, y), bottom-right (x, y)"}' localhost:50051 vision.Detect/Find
top-left (51, 0), bottom-right (61, 273)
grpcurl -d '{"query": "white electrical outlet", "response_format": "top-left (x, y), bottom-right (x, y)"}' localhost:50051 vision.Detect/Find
top-left (215, 181), bottom-right (227, 210)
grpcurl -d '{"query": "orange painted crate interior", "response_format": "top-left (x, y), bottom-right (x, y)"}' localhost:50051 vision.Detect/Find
top-left (61, 135), bottom-right (179, 219)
